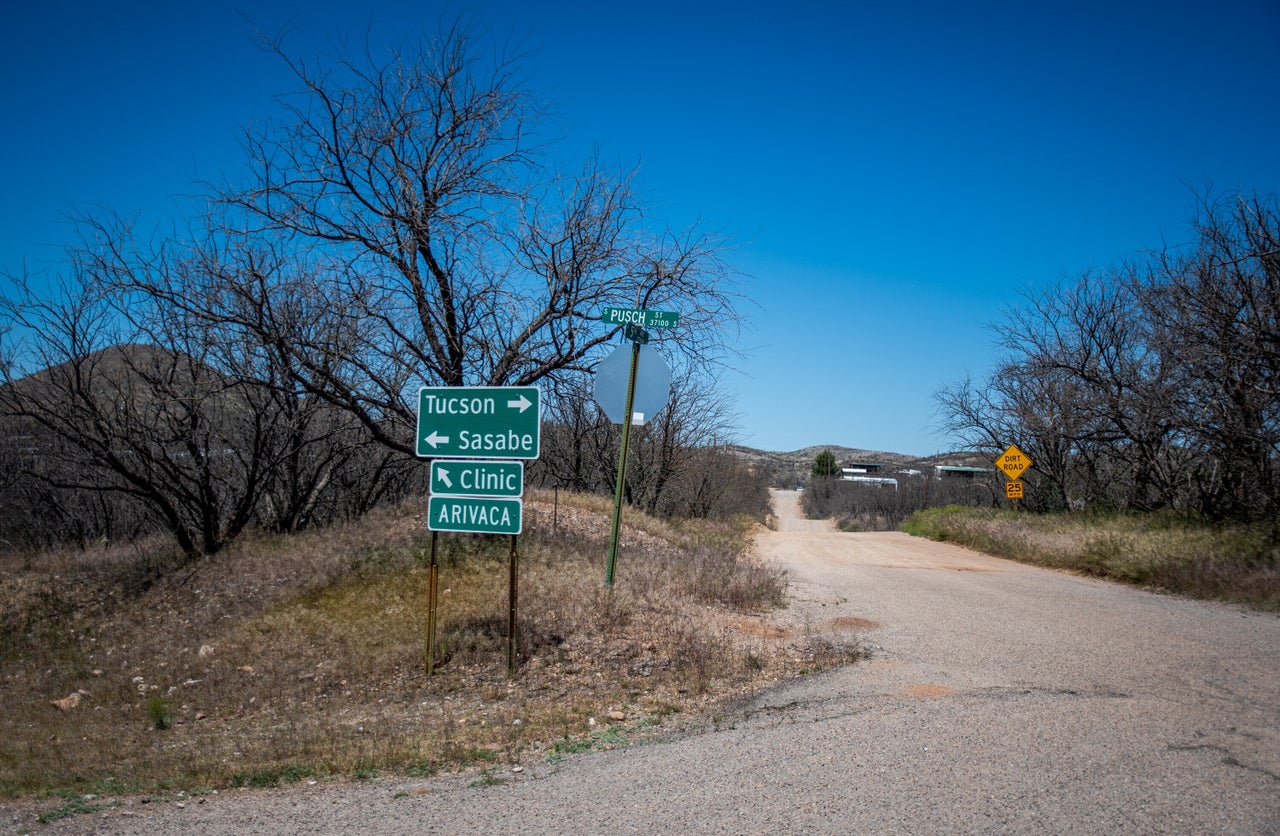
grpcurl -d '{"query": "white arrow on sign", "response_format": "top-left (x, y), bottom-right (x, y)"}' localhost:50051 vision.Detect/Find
top-left (507, 394), bottom-right (533, 413)
top-left (436, 467), bottom-right (453, 489)
top-left (422, 431), bottom-right (451, 449)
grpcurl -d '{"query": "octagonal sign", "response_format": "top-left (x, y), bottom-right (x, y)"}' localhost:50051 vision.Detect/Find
top-left (593, 343), bottom-right (672, 425)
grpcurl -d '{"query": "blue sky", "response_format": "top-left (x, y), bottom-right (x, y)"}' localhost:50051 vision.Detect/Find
top-left (4, 0), bottom-right (1278, 455)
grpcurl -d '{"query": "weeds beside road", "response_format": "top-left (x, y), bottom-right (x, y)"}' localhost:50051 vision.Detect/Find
top-left (0, 489), bottom-right (857, 815)
top-left (903, 505), bottom-right (1280, 611)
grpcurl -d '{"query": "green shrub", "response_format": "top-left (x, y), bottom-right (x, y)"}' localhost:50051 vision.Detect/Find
top-left (146, 698), bottom-right (171, 731)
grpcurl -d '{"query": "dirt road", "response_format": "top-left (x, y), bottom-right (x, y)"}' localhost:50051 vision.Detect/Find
top-left (35, 490), bottom-right (1280, 833)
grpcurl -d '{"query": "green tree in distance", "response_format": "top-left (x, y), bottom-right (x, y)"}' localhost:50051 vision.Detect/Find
top-left (812, 450), bottom-right (841, 478)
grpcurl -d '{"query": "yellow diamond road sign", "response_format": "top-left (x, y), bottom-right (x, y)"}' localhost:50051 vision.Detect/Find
top-left (996, 444), bottom-right (1033, 480)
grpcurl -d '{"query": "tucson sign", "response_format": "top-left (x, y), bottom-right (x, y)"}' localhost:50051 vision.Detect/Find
top-left (416, 386), bottom-right (540, 459)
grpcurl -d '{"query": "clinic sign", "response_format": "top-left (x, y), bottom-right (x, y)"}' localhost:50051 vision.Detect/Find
top-left (430, 460), bottom-right (523, 498)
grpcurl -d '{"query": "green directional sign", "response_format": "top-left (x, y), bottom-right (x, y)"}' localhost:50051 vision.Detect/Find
top-left (601, 307), bottom-right (680, 329)
top-left (430, 460), bottom-right (524, 498)
top-left (428, 495), bottom-right (523, 534)
top-left (417, 386), bottom-right (540, 459)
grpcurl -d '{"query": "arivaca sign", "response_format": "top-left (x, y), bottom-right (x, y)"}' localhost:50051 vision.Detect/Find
top-left (428, 495), bottom-right (522, 535)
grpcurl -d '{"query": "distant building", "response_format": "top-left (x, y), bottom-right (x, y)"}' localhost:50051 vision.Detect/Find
top-left (934, 465), bottom-right (992, 480)
top-left (841, 472), bottom-right (899, 490)
top-left (843, 462), bottom-right (885, 474)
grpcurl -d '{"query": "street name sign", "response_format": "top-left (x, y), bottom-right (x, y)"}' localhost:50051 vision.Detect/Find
top-left (996, 444), bottom-right (1033, 480)
top-left (601, 307), bottom-right (680, 329)
top-left (417, 386), bottom-right (540, 459)
top-left (430, 460), bottom-right (524, 498)
top-left (623, 323), bottom-right (650, 344)
top-left (428, 495), bottom-right (523, 535)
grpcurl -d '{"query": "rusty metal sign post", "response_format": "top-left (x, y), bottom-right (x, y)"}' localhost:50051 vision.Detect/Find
top-left (506, 535), bottom-right (518, 676)
top-left (424, 532), bottom-right (440, 675)
top-left (422, 530), bottom-right (519, 678)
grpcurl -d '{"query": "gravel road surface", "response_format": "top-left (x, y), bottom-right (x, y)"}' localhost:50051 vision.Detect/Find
top-left (31, 490), bottom-right (1280, 834)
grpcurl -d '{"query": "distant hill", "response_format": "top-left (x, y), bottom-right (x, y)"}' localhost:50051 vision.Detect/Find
top-left (726, 444), bottom-right (991, 485)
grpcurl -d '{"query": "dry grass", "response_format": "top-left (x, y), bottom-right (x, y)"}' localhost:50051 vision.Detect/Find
top-left (0, 490), bottom-right (856, 809)
top-left (902, 506), bottom-right (1280, 609)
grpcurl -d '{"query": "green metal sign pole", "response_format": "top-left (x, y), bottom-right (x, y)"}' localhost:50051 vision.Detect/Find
top-left (605, 340), bottom-right (642, 587)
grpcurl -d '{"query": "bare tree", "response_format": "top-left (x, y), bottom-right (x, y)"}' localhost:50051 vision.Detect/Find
top-left (205, 24), bottom-right (740, 456)
top-left (935, 189), bottom-right (1279, 522)
top-left (529, 373), bottom-right (614, 494)
top-left (1144, 192), bottom-right (1280, 520)
top-left (624, 368), bottom-right (741, 516)
top-left (529, 359), bottom-right (757, 519)
top-left (0, 215), bottom-right (415, 557)
top-left (1007, 272), bottom-right (1193, 510)
top-left (0, 267), bottom-right (266, 556)
top-left (81, 213), bottom-right (408, 534)
top-left (1, 19), bottom-right (746, 556)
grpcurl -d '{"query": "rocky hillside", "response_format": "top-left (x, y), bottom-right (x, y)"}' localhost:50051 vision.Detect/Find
top-left (727, 444), bottom-right (992, 487)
